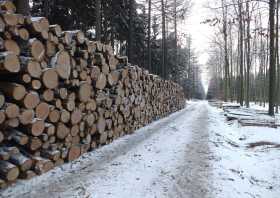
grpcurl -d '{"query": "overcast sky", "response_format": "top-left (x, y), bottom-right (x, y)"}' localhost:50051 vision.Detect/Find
top-left (180, 0), bottom-right (213, 91)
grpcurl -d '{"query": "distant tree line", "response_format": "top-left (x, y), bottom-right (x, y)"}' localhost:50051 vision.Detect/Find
top-left (206, 0), bottom-right (279, 115)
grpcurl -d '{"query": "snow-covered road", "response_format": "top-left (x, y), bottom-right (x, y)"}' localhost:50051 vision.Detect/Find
top-left (1, 101), bottom-right (280, 198)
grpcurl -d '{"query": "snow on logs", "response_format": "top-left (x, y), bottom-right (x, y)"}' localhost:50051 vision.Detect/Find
top-left (0, 1), bottom-right (185, 188)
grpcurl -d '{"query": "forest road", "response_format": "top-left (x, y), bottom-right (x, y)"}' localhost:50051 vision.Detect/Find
top-left (3, 101), bottom-right (277, 198)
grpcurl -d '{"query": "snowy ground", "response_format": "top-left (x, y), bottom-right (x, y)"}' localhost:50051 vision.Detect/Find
top-left (1, 101), bottom-right (280, 198)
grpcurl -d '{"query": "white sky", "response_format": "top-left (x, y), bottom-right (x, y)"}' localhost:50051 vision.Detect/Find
top-left (180, 0), bottom-right (213, 92)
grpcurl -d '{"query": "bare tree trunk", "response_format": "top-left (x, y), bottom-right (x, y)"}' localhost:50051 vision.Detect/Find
top-left (14, 0), bottom-right (30, 16)
top-left (96, 0), bottom-right (102, 41)
top-left (174, 0), bottom-right (178, 79)
top-left (229, 22), bottom-right (234, 102)
top-left (222, 0), bottom-right (229, 102)
top-left (276, 0), bottom-right (280, 113)
top-left (161, 0), bottom-right (166, 79)
top-left (148, 0), bottom-right (152, 72)
top-left (269, 0), bottom-right (276, 116)
top-left (238, 0), bottom-right (244, 106)
top-left (245, 1), bottom-right (251, 108)
top-left (128, 0), bottom-right (134, 63)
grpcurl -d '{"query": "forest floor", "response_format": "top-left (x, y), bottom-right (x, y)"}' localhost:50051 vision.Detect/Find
top-left (1, 101), bottom-right (280, 198)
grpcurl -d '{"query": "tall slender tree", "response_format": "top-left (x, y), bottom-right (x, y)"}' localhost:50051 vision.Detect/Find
top-left (269, 0), bottom-right (276, 116)
top-left (96, 0), bottom-right (102, 41)
top-left (161, 0), bottom-right (167, 78)
top-left (238, 0), bottom-right (244, 106)
top-left (128, 0), bottom-right (135, 63)
top-left (147, 0), bottom-right (152, 72)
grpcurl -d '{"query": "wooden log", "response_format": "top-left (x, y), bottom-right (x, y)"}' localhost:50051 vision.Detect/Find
top-left (0, 110), bottom-right (6, 124)
top-left (0, 130), bottom-right (3, 143)
top-left (9, 153), bottom-right (33, 172)
top-left (28, 137), bottom-right (42, 151)
top-left (95, 73), bottom-right (107, 90)
top-left (56, 122), bottom-right (70, 140)
top-left (67, 145), bottom-right (80, 161)
top-left (35, 102), bottom-right (49, 120)
top-left (70, 109), bottom-right (82, 125)
top-left (97, 116), bottom-right (106, 134)
top-left (19, 109), bottom-right (34, 125)
top-left (4, 117), bottom-right (19, 127)
top-left (78, 82), bottom-right (92, 102)
top-left (26, 119), bottom-right (45, 137)
top-left (4, 103), bottom-right (19, 119)
top-left (3, 39), bottom-right (20, 55)
top-left (0, 16), bottom-right (4, 32)
top-left (8, 129), bottom-right (29, 145)
top-left (23, 91), bottom-right (40, 109)
top-left (31, 79), bottom-right (42, 90)
top-left (49, 24), bottom-right (62, 37)
top-left (64, 30), bottom-right (85, 44)
top-left (0, 148), bottom-right (9, 160)
top-left (1, 146), bottom-right (19, 155)
top-left (0, 178), bottom-right (6, 189)
top-left (0, 91), bottom-right (5, 108)
top-left (42, 89), bottom-right (54, 102)
top-left (27, 38), bottom-right (44, 60)
top-left (0, 52), bottom-right (20, 73)
top-left (0, 1), bottom-right (16, 13)
top-left (19, 170), bottom-right (36, 180)
top-left (41, 149), bottom-right (60, 161)
top-left (60, 109), bottom-right (70, 123)
top-left (0, 160), bottom-right (19, 181)
top-left (26, 17), bottom-right (49, 33)
top-left (19, 56), bottom-right (42, 78)
top-left (108, 71), bottom-right (119, 86)
top-left (50, 50), bottom-right (71, 79)
top-left (42, 68), bottom-right (58, 89)
top-left (90, 66), bottom-right (101, 80)
top-left (0, 82), bottom-right (26, 101)
top-left (2, 13), bottom-right (18, 26)
top-left (33, 156), bottom-right (54, 175)
top-left (48, 108), bottom-right (60, 123)
top-left (22, 73), bottom-right (31, 83)
top-left (18, 27), bottom-right (29, 41)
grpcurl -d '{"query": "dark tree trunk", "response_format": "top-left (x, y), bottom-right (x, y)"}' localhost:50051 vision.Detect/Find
top-left (222, 0), bottom-right (229, 102)
top-left (238, 0), bottom-right (244, 106)
top-left (128, 0), bottom-right (134, 63)
top-left (161, 0), bottom-right (166, 79)
top-left (148, 0), bottom-right (152, 72)
top-left (269, 0), bottom-right (276, 116)
top-left (276, 0), bottom-right (280, 113)
top-left (95, 0), bottom-right (101, 41)
top-left (245, 1), bottom-right (251, 108)
top-left (14, 0), bottom-right (30, 16)
top-left (174, 0), bottom-right (178, 79)
top-left (96, 0), bottom-right (101, 41)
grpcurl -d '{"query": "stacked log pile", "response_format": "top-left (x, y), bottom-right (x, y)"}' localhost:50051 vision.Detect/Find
top-left (0, 1), bottom-right (185, 188)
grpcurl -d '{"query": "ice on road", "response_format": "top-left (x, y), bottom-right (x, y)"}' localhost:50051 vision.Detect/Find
top-left (1, 101), bottom-right (280, 198)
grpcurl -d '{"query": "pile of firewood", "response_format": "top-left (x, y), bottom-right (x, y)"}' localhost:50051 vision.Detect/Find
top-left (0, 1), bottom-right (185, 188)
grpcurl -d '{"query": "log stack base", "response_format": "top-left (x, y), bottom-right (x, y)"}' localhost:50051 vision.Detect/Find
top-left (0, 1), bottom-right (185, 189)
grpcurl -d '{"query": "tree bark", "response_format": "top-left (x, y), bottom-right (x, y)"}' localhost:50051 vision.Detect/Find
top-left (245, 1), bottom-right (251, 108)
top-left (96, 0), bottom-right (101, 41)
top-left (161, 0), bottom-right (166, 79)
top-left (238, 0), bottom-right (244, 106)
top-left (269, 0), bottom-right (276, 116)
top-left (128, 0), bottom-right (134, 63)
top-left (13, 0), bottom-right (30, 16)
top-left (148, 0), bottom-right (152, 72)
